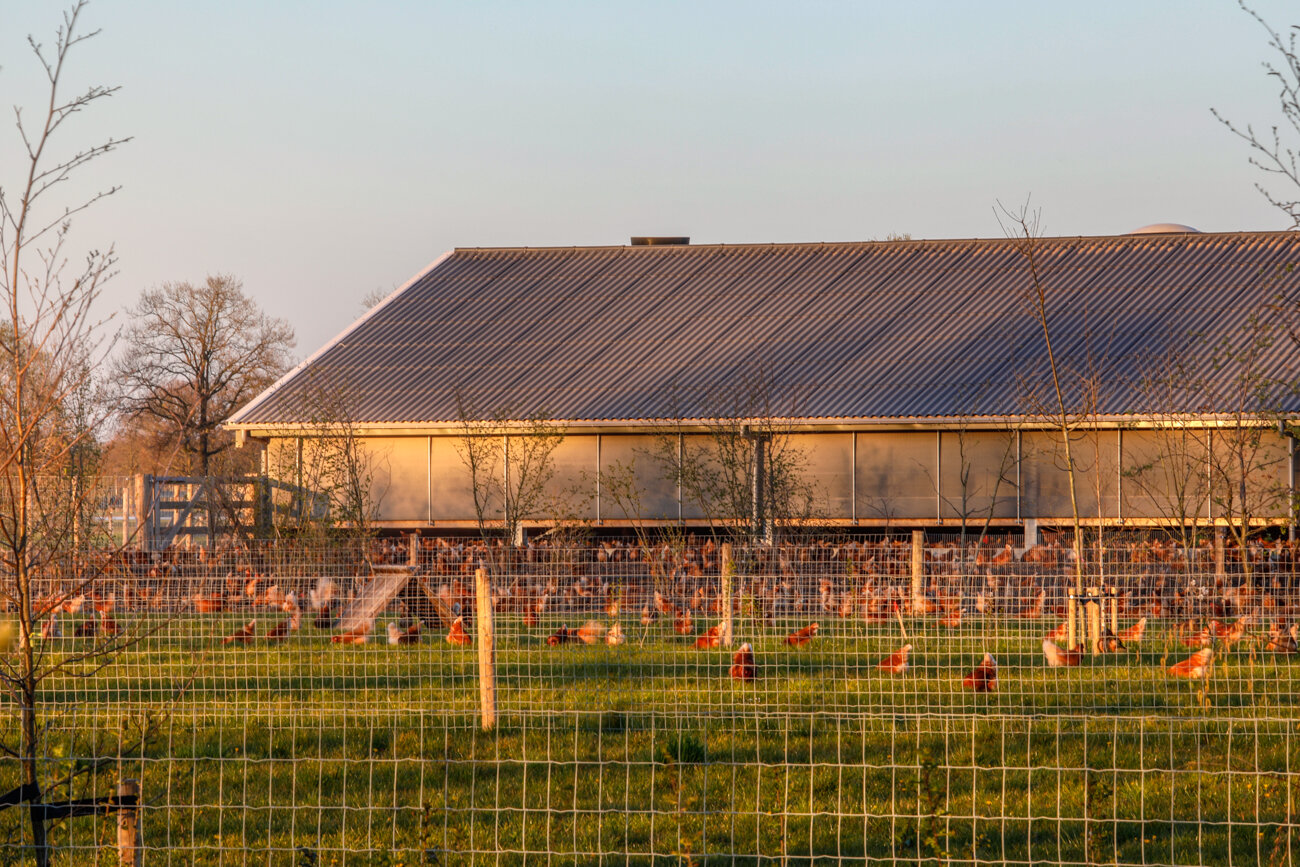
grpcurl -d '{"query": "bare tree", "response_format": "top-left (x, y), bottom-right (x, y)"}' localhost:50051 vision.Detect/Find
top-left (0, 3), bottom-right (143, 862)
top-left (452, 390), bottom-right (566, 547)
top-left (1213, 2), bottom-right (1300, 227)
top-left (264, 372), bottom-right (381, 538)
top-left (1125, 341), bottom-right (1216, 553)
top-left (1000, 204), bottom-right (1087, 591)
top-left (1196, 312), bottom-right (1296, 578)
top-left (115, 275), bottom-right (295, 477)
top-left (652, 363), bottom-right (820, 545)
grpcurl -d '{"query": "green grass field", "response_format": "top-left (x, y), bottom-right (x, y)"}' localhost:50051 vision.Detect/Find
top-left (5, 611), bottom-right (1300, 865)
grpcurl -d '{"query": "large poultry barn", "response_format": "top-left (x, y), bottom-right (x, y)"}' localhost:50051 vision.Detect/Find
top-left (226, 228), bottom-right (1300, 537)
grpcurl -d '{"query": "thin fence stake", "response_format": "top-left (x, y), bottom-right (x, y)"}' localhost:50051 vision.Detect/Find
top-left (910, 530), bottom-right (924, 613)
top-left (721, 543), bottom-right (734, 648)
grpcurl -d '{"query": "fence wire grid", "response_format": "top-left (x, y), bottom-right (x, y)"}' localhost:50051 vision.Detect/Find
top-left (3, 532), bottom-right (1300, 865)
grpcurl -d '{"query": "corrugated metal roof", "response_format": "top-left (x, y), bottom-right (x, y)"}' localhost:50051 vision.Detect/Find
top-left (228, 232), bottom-right (1300, 428)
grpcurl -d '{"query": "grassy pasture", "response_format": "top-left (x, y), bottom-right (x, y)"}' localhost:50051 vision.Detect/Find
top-left (4, 611), bottom-right (1300, 865)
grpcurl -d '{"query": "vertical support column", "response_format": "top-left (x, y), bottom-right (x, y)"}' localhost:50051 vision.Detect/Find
top-left (750, 430), bottom-right (770, 545)
top-left (475, 567), bottom-right (497, 731)
top-left (911, 529), bottom-right (925, 614)
top-left (408, 532), bottom-right (420, 569)
top-left (1214, 526), bottom-right (1226, 581)
top-left (1116, 428), bottom-right (1125, 523)
top-left (720, 542), bottom-right (734, 649)
top-left (851, 432), bottom-right (858, 525)
top-left (935, 430), bottom-right (942, 523)
top-left (1015, 430), bottom-right (1023, 523)
top-left (117, 778), bottom-right (141, 866)
top-left (677, 434), bottom-right (684, 523)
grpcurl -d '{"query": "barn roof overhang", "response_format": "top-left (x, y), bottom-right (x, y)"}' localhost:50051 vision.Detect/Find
top-left (229, 412), bottom-right (1296, 443)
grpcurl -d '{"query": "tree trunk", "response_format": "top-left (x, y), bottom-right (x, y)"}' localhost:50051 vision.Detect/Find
top-left (21, 686), bottom-right (47, 867)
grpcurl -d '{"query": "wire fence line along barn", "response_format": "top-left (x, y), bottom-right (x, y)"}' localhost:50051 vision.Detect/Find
top-left (3, 532), bottom-right (1300, 864)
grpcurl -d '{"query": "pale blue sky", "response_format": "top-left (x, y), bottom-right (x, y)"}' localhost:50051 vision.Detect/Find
top-left (1, 1), bottom-right (1295, 355)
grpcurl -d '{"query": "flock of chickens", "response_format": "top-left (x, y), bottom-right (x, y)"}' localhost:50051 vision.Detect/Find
top-left (31, 534), bottom-right (1300, 695)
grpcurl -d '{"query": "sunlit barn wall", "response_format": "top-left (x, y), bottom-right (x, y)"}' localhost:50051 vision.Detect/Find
top-left (263, 428), bottom-right (1295, 530)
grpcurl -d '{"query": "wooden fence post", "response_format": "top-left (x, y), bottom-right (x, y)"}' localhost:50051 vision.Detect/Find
top-left (1066, 593), bottom-right (1077, 652)
top-left (117, 779), bottom-right (141, 866)
top-left (474, 567), bottom-right (497, 732)
top-left (910, 530), bottom-right (925, 613)
top-left (720, 543), bottom-right (734, 648)
top-left (1085, 589), bottom-right (1102, 656)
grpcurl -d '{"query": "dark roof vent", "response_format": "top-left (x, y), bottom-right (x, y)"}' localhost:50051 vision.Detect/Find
top-left (630, 236), bottom-right (690, 246)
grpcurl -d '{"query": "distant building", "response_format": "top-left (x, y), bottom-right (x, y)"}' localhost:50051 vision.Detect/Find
top-left (227, 230), bottom-right (1300, 537)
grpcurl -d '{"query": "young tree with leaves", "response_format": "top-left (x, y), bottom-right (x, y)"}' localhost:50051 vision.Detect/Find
top-left (453, 390), bottom-right (566, 547)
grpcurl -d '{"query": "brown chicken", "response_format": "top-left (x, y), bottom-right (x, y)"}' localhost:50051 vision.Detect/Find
top-left (729, 643), bottom-right (757, 682)
top-left (962, 653), bottom-right (998, 692)
top-left (784, 623), bottom-right (820, 647)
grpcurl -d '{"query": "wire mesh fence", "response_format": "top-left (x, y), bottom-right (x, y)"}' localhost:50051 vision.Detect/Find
top-left (3, 531), bottom-right (1300, 864)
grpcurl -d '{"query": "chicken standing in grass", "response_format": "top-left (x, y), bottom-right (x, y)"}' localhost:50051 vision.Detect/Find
top-left (1041, 638), bottom-right (1081, 667)
top-left (265, 618), bottom-right (293, 642)
top-left (784, 623), bottom-right (819, 647)
top-left (1167, 648), bottom-right (1214, 679)
top-left (99, 611), bottom-right (120, 638)
top-left (1019, 589), bottom-right (1046, 619)
top-left (1266, 621), bottom-right (1298, 654)
top-left (446, 616), bottom-right (473, 647)
top-left (875, 643), bottom-right (911, 674)
top-left (962, 653), bottom-right (998, 692)
top-left (695, 621), bottom-right (729, 649)
top-left (387, 621), bottom-right (421, 645)
top-left (606, 623), bottom-right (625, 646)
top-left (1117, 617), bottom-right (1147, 643)
top-left (547, 625), bottom-right (576, 646)
top-left (223, 620), bottom-right (257, 645)
top-left (729, 643), bottom-right (756, 682)
top-left (332, 621), bottom-right (372, 645)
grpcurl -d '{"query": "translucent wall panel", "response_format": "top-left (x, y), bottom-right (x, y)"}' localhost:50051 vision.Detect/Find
top-left (795, 433), bottom-right (853, 520)
top-left (1209, 428), bottom-right (1292, 520)
top-left (1020, 430), bottom-right (1119, 520)
top-left (1120, 429), bottom-right (1210, 523)
top-left (538, 435), bottom-right (597, 521)
top-left (597, 434), bottom-right (679, 521)
top-left (364, 437), bottom-right (431, 522)
top-left (429, 436), bottom-right (477, 521)
top-left (938, 430), bottom-right (1019, 521)
top-left (855, 431), bottom-right (936, 521)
